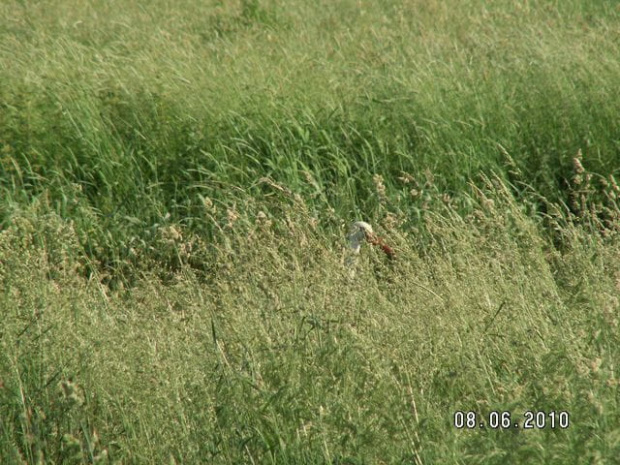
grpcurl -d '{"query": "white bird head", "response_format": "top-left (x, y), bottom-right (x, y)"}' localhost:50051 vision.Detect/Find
top-left (348, 221), bottom-right (374, 254)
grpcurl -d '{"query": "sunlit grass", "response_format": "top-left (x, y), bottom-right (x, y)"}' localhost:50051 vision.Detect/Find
top-left (1, 179), bottom-right (619, 463)
top-left (1, 0), bottom-right (619, 463)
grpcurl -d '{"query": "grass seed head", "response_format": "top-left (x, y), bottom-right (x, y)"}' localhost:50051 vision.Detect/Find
top-left (373, 174), bottom-right (387, 201)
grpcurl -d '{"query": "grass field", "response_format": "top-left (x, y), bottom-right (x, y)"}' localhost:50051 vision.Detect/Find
top-left (1, 0), bottom-right (620, 463)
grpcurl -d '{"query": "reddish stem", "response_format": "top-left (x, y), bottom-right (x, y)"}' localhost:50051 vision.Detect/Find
top-left (366, 233), bottom-right (396, 259)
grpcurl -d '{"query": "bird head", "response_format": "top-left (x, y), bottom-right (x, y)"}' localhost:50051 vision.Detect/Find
top-left (347, 221), bottom-right (374, 253)
top-left (347, 221), bottom-right (395, 259)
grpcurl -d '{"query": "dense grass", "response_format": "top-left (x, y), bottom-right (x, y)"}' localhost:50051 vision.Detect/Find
top-left (2, 183), bottom-right (620, 464)
top-left (1, 0), bottom-right (620, 463)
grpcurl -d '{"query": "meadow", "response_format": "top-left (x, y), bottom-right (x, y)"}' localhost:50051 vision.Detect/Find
top-left (1, 0), bottom-right (619, 463)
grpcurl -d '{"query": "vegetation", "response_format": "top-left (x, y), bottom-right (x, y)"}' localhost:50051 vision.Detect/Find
top-left (1, 0), bottom-right (619, 463)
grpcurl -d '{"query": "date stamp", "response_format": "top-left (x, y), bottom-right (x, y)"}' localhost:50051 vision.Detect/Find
top-left (453, 411), bottom-right (570, 430)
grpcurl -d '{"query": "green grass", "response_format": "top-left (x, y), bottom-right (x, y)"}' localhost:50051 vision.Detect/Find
top-left (1, 0), bottom-right (619, 463)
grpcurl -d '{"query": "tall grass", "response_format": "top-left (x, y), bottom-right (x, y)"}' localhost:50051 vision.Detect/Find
top-left (1, 0), bottom-right (619, 463)
top-left (1, 178), bottom-right (619, 463)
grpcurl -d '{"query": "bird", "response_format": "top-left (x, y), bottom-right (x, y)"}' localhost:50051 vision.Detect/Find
top-left (345, 221), bottom-right (395, 277)
top-left (345, 221), bottom-right (444, 302)
top-left (347, 221), bottom-right (395, 259)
